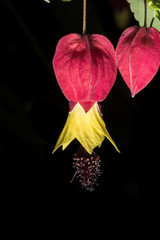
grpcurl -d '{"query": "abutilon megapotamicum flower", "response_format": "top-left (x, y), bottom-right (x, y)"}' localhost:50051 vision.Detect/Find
top-left (52, 33), bottom-right (120, 155)
top-left (116, 26), bottom-right (160, 97)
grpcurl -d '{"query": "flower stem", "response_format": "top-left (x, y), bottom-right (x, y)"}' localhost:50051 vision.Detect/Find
top-left (82, 0), bottom-right (87, 35)
top-left (150, 10), bottom-right (156, 27)
top-left (144, 0), bottom-right (147, 28)
top-left (150, 17), bottom-right (155, 27)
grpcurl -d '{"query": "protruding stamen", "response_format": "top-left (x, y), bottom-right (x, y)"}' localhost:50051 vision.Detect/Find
top-left (71, 145), bottom-right (102, 191)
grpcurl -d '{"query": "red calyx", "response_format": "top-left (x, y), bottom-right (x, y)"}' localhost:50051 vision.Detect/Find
top-left (53, 34), bottom-right (117, 112)
top-left (116, 26), bottom-right (160, 97)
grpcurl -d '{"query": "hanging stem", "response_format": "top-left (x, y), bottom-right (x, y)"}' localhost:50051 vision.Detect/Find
top-left (150, 16), bottom-right (155, 27)
top-left (144, 0), bottom-right (147, 28)
top-left (82, 0), bottom-right (87, 35)
top-left (150, 10), bottom-right (156, 27)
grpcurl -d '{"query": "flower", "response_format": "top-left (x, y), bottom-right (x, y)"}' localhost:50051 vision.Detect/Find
top-left (53, 33), bottom-right (119, 154)
top-left (116, 26), bottom-right (160, 97)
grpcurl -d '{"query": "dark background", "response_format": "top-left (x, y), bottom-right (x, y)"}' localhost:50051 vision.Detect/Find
top-left (0, 0), bottom-right (160, 238)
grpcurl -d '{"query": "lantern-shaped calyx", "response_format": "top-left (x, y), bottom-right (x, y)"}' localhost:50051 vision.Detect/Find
top-left (116, 26), bottom-right (160, 97)
top-left (53, 33), bottom-right (119, 154)
top-left (53, 34), bottom-right (117, 112)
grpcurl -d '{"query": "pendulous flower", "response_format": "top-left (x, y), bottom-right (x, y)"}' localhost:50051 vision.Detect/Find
top-left (53, 33), bottom-right (119, 154)
top-left (116, 26), bottom-right (160, 97)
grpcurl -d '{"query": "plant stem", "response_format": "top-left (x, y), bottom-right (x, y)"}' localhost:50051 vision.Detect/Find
top-left (150, 10), bottom-right (156, 27)
top-left (82, 0), bottom-right (87, 35)
top-left (150, 17), bottom-right (155, 27)
top-left (144, 0), bottom-right (147, 28)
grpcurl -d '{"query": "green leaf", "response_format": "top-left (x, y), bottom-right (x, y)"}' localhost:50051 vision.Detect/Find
top-left (146, 0), bottom-right (160, 11)
top-left (155, 10), bottom-right (160, 20)
top-left (43, 0), bottom-right (50, 3)
top-left (127, 0), bottom-right (160, 31)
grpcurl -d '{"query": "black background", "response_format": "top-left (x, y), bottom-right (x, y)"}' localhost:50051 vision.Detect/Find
top-left (0, 0), bottom-right (160, 238)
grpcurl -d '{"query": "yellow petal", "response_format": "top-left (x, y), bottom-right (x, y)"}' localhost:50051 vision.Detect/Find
top-left (87, 103), bottom-right (120, 153)
top-left (52, 102), bottom-right (120, 154)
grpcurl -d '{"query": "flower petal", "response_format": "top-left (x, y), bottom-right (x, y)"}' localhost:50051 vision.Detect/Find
top-left (87, 103), bottom-right (120, 153)
top-left (53, 103), bottom-right (119, 154)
